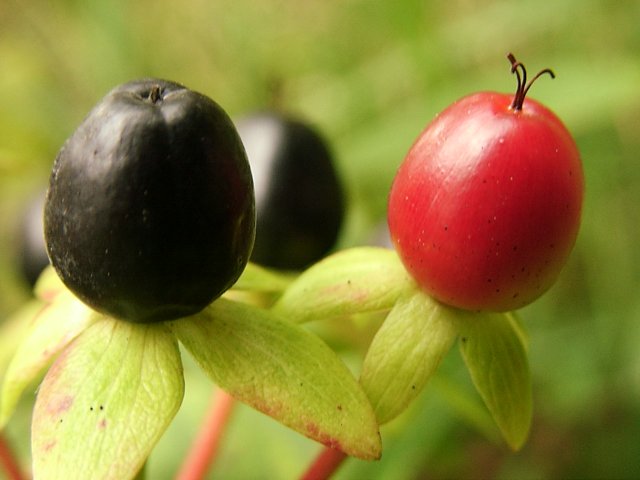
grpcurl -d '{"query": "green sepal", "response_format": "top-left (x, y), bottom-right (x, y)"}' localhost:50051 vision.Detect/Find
top-left (0, 291), bottom-right (96, 427)
top-left (272, 247), bottom-right (413, 323)
top-left (31, 318), bottom-right (184, 480)
top-left (1, 301), bottom-right (42, 372)
top-left (231, 262), bottom-right (294, 293)
top-left (458, 312), bottom-right (532, 451)
top-left (360, 289), bottom-right (459, 424)
top-left (171, 298), bottom-right (382, 460)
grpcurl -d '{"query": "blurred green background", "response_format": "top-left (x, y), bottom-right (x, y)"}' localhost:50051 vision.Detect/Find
top-left (1, 0), bottom-right (639, 478)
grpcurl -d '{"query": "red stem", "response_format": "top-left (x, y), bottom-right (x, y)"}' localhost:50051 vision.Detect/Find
top-left (175, 389), bottom-right (237, 480)
top-left (299, 447), bottom-right (348, 480)
top-left (0, 433), bottom-right (27, 480)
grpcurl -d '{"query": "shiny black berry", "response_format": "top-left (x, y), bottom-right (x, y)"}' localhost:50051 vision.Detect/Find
top-left (45, 79), bottom-right (255, 323)
top-left (236, 112), bottom-right (344, 270)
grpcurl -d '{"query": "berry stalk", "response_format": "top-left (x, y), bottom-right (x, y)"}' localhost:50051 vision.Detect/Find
top-left (0, 433), bottom-right (26, 480)
top-left (176, 389), bottom-right (237, 480)
top-left (299, 446), bottom-right (348, 480)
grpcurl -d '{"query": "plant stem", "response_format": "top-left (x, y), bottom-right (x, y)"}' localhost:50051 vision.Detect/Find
top-left (176, 389), bottom-right (236, 480)
top-left (299, 447), bottom-right (348, 480)
top-left (0, 433), bottom-right (26, 480)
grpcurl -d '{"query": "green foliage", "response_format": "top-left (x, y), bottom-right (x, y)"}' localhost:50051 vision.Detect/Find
top-left (171, 298), bottom-right (382, 460)
top-left (0, 252), bottom-right (536, 478)
top-left (232, 262), bottom-right (294, 293)
top-left (273, 247), bottom-right (413, 323)
top-left (31, 318), bottom-right (183, 480)
top-left (360, 289), bottom-right (459, 424)
top-left (1, 0), bottom-right (639, 478)
top-left (1, 289), bottom-right (96, 427)
top-left (458, 312), bottom-right (532, 451)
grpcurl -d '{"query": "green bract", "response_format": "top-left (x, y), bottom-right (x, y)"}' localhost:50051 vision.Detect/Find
top-left (31, 319), bottom-right (184, 479)
top-left (272, 247), bottom-right (413, 323)
top-left (360, 289), bottom-right (459, 424)
top-left (458, 312), bottom-right (532, 450)
top-left (0, 239), bottom-right (535, 480)
top-left (271, 247), bottom-right (533, 449)
top-left (172, 298), bottom-right (381, 459)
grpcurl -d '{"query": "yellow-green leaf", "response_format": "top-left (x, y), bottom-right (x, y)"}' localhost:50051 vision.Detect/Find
top-left (1, 291), bottom-right (96, 427)
top-left (272, 247), bottom-right (413, 323)
top-left (0, 300), bottom-right (42, 386)
top-left (32, 318), bottom-right (184, 480)
top-left (458, 312), bottom-right (532, 451)
top-left (231, 262), bottom-right (294, 293)
top-left (360, 289), bottom-right (459, 424)
top-left (172, 298), bottom-right (381, 460)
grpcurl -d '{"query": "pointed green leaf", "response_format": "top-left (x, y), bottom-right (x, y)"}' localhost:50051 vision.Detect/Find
top-left (231, 262), bottom-right (294, 293)
top-left (458, 312), bottom-right (532, 451)
top-left (32, 318), bottom-right (184, 480)
top-left (0, 300), bottom-right (43, 384)
top-left (360, 289), bottom-right (459, 424)
top-left (1, 292), bottom-right (96, 427)
top-left (272, 247), bottom-right (414, 323)
top-left (172, 298), bottom-right (381, 460)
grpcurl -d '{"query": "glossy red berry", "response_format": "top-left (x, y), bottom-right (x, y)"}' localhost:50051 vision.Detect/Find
top-left (388, 54), bottom-right (584, 312)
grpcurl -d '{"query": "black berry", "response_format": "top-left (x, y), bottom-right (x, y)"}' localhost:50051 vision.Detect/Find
top-left (45, 79), bottom-right (255, 323)
top-left (236, 112), bottom-right (344, 270)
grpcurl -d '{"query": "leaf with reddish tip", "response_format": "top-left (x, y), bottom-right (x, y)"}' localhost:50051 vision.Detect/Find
top-left (32, 318), bottom-right (184, 480)
top-left (458, 312), bottom-right (532, 451)
top-left (360, 289), bottom-right (459, 424)
top-left (172, 298), bottom-right (381, 460)
top-left (272, 247), bottom-right (414, 323)
top-left (0, 291), bottom-right (96, 427)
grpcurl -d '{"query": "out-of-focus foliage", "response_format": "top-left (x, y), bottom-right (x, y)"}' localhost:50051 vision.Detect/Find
top-left (1, 0), bottom-right (639, 478)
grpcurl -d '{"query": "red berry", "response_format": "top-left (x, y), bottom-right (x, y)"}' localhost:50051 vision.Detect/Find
top-left (388, 54), bottom-right (584, 312)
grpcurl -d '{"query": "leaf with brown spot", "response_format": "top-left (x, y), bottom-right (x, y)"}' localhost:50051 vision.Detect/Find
top-left (32, 318), bottom-right (184, 480)
top-left (172, 298), bottom-right (381, 460)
